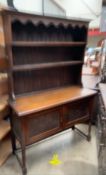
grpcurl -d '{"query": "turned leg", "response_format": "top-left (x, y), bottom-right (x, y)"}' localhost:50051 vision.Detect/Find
top-left (11, 129), bottom-right (16, 154)
top-left (87, 97), bottom-right (95, 141)
top-left (21, 142), bottom-right (27, 175)
top-left (71, 121), bottom-right (92, 141)
top-left (9, 110), bottom-right (16, 154)
top-left (87, 119), bottom-right (92, 141)
top-left (72, 126), bottom-right (75, 130)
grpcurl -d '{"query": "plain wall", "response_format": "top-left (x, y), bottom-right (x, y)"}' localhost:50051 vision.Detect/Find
top-left (0, 0), bottom-right (102, 28)
top-left (56, 0), bottom-right (102, 28)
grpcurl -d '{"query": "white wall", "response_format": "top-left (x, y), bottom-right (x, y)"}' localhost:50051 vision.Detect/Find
top-left (14, 0), bottom-right (42, 14)
top-left (0, 0), bottom-right (7, 6)
top-left (0, 0), bottom-right (65, 16)
top-left (57, 0), bottom-right (101, 18)
top-left (44, 0), bottom-right (65, 17)
top-left (0, 0), bottom-right (103, 28)
top-left (0, 0), bottom-right (42, 14)
top-left (55, 0), bottom-right (102, 28)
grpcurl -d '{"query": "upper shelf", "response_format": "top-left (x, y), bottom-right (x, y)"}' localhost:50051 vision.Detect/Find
top-left (0, 120), bottom-right (10, 141)
top-left (12, 41), bottom-right (86, 47)
top-left (13, 61), bottom-right (83, 71)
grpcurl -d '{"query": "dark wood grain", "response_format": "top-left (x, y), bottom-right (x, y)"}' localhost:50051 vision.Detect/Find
top-left (10, 86), bottom-right (96, 116)
top-left (12, 46), bottom-right (85, 66)
top-left (12, 41), bottom-right (86, 46)
top-left (13, 61), bottom-right (83, 71)
top-left (0, 58), bottom-right (8, 70)
top-left (13, 66), bottom-right (82, 95)
top-left (1, 9), bottom-right (97, 175)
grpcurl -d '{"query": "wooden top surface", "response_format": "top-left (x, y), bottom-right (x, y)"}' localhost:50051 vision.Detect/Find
top-left (10, 86), bottom-right (96, 117)
top-left (99, 83), bottom-right (106, 109)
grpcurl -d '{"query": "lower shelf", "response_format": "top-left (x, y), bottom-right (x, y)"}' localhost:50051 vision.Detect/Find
top-left (0, 120), bottom-right (11, 141)
top-left (13, 61), bottom-right (83, 71)
top-left (0, 135), bottom-right (12, 166)
top-left (0, 95), bottom-right (9, 120)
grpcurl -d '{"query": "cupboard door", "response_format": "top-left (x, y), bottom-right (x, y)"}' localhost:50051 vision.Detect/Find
top-left (27, 108), bottom-right (61, 144)
top-left (63, 99), bottom-right (89, 128)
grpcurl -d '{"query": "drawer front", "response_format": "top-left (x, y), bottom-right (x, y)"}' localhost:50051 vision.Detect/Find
top-left (63, 99), bottom-right (89, 127)
top-left (27, 108), bottom-right (61, 144)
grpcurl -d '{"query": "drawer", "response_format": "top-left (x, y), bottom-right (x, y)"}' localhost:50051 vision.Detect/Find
top-left (26, 108), bottom-right (62, 144)
top-left (63, 98), bottom-right (89, 127)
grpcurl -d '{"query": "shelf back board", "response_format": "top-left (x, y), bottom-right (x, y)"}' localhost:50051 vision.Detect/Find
top-left (1, 9), bottom-right (89, 99)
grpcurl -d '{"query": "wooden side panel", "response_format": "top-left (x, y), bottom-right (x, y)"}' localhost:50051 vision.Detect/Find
top-left (0, 59), bottom-right (8, 70)
top-left (1, 13), bottom-right (15, 99)
top-left (0, 15), bottom-right (5, 58)
top-left (0, 15), bottom-right (5, 47)
top-left (0, 59), bottom-right (9, 96)
top-left (0, 46), bottom-right (5, 58)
